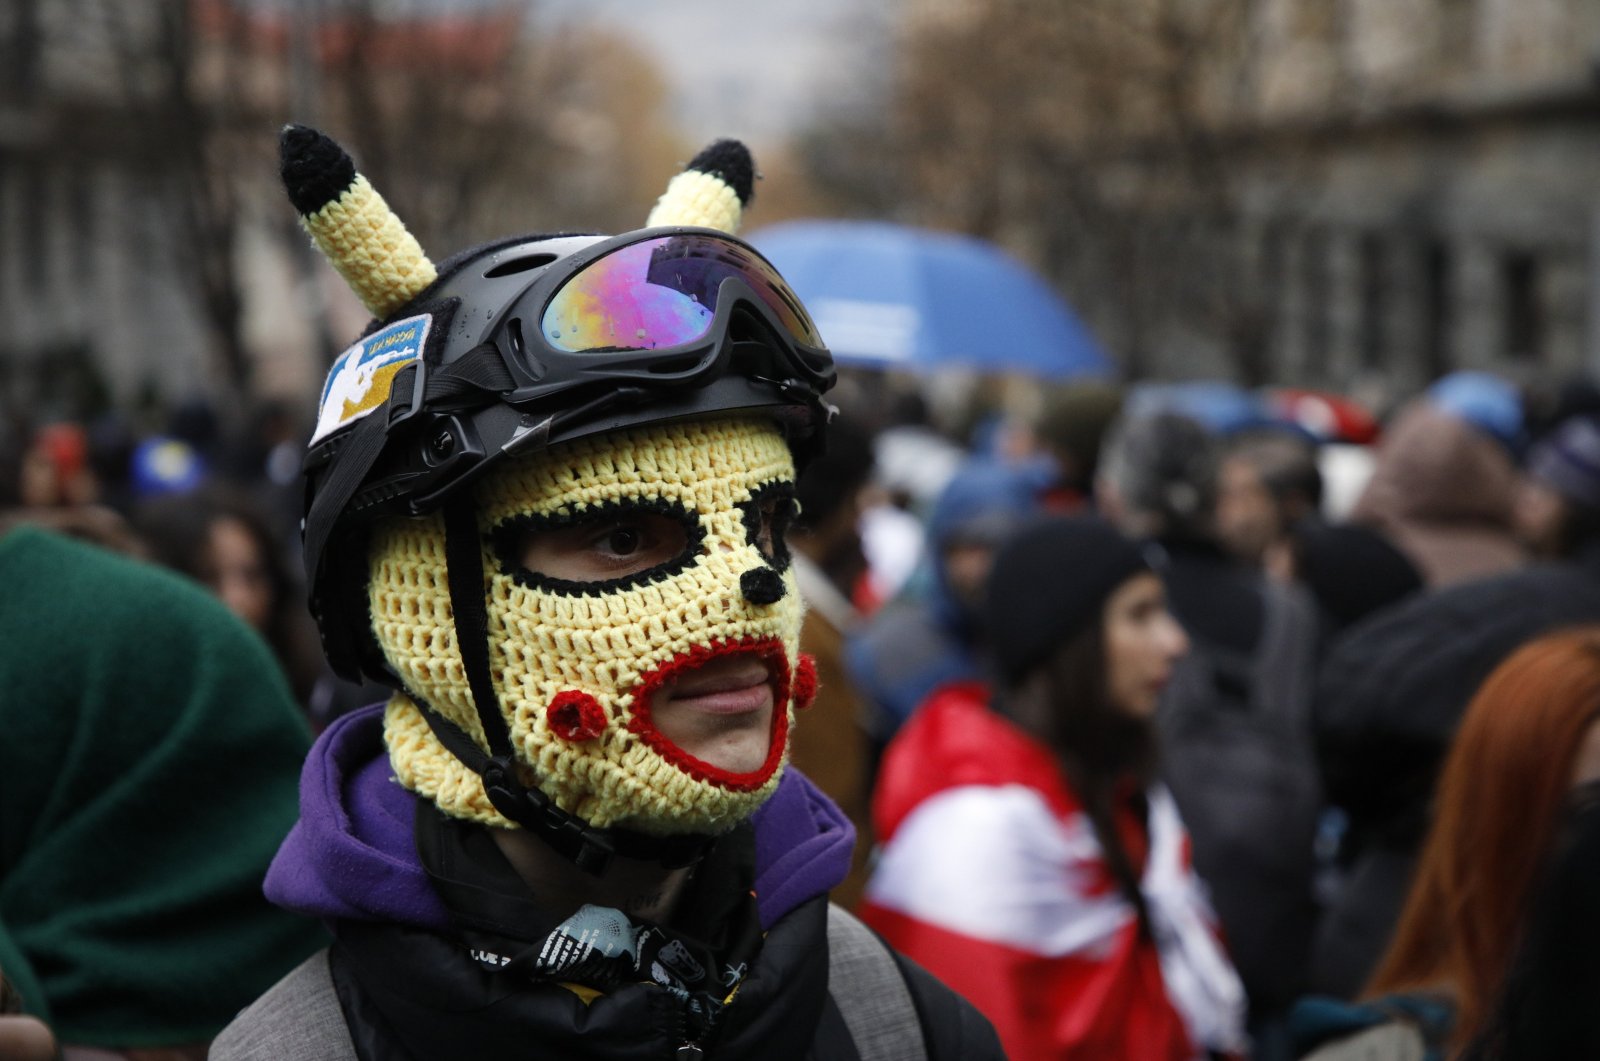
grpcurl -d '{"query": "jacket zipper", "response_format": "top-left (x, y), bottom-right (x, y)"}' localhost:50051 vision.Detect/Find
top-left (670, 994), bottom-right (704, 1059)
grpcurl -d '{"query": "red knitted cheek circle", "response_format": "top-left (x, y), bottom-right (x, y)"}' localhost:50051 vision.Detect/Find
top-left (792, 653), bottom-right (819, 711)
top-left (548, 690), bottom-right (608, 742)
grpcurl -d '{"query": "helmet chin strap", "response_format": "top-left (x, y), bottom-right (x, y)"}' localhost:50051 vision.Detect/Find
top-left (399, 497), bottom-right (714, 877)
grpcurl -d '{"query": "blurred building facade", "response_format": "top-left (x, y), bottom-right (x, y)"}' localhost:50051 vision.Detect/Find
top-left (0, 2), bottom-right (216, 415)
top-left (6, 0), bottom-right (1598, 414)
top-left (879, 0), bottom-right (1600, 397)
top-left (1234, 0), bottom-right (1600, 395)
top-left (0, 0), bottom-right (681, 428)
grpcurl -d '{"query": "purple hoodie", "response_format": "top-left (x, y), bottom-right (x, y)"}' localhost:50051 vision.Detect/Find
top-left (265, 705), bottom-right (855, 931)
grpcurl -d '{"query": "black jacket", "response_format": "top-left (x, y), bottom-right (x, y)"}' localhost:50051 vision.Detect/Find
top-left (215, 898), bottom-right (1002, 1061)
top-left (1155, 536), bottom-right (1322, 1018)
top-left (1311, 547), bottom-right (1600, 996)
top-left (326, 812), bottom-right (999, 1060)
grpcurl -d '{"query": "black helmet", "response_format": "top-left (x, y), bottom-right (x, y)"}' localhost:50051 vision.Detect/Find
top-left (282, 128), bottom-right (836, 686)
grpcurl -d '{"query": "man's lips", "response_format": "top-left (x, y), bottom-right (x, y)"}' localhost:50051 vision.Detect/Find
top-left (628, 638), bottom-right (790, 788)
top-left (662, 657), bottom-right (774, 715)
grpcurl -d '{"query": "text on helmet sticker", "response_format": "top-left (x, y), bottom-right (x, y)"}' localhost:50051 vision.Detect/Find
top-left (311, 314), bottom-right (432, 444)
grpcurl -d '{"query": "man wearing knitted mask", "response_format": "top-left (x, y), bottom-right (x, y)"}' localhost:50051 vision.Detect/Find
top-left (213, 128), bottom-right (999, 1061)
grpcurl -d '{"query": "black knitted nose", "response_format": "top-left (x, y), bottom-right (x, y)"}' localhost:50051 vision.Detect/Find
top-left (740, 567), bottom-right (786, 605)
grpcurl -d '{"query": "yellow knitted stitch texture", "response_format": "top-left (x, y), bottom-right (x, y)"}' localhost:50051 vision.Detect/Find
top-left (372, 417), bottom-right (805, 835)
top-left (302, 175), bottom-right (438, 319)
top-left (645, 170), bottom-right (744, 234)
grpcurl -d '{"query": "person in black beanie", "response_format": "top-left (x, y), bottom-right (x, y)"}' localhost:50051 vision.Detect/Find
top-left (862, 517), bottom-right (1249, 1059)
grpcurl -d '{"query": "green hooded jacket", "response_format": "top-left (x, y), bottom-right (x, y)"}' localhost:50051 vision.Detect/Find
top-left (0, 527), bottom-right (326, 1048)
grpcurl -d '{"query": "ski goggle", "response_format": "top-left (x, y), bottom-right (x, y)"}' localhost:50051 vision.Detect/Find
top-left (539, 232), bottom-right (824, 355)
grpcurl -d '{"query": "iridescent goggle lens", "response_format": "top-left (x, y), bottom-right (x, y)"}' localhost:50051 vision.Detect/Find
top-left (540, 234), bottom-right (823, 354)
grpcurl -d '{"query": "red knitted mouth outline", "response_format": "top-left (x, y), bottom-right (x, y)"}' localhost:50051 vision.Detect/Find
top-left (627, 636), bottom-right (791, 790)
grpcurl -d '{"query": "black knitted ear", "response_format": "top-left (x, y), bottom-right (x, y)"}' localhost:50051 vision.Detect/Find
top-left (686, 139), bottom-right (755, 206)
top-left (280, 124), bottom-right (357, 217)
top-left (277, 123), bottom-right (436, 317)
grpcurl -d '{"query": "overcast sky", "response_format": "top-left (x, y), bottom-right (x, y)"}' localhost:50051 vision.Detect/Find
top-left (538, 0), bottom-right (898, 146)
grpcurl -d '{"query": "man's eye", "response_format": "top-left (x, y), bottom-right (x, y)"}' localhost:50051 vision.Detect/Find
top-left (612, 527), bottom-right (639, 554)
top-left (512, 506), bottom-right (695, 586)
top-left (598, 523), bottom-right (644, 557)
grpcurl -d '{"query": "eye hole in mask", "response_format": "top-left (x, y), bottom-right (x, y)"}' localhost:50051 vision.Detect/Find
top-left (491, 499), bottom-right (706, 597)
top-left (742, 483), bottom-right (798, 570)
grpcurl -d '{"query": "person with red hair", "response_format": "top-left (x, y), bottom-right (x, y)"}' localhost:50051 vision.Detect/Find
top-left (1292, 626), bottom-right (1600, 1058)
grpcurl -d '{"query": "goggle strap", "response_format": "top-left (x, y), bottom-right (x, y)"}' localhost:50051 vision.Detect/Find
top-left (424, 343), bottom-right (517, 406)
top-left (304, 411), bottom-right (392, 584)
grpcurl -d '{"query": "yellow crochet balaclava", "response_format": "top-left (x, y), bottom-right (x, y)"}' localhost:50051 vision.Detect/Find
top-left (374, 415), bottom-right (812, 835)
top-left (285, 127), bottom-right (820, 838)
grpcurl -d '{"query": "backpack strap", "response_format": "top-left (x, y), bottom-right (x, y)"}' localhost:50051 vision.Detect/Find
top-left (826, 904), bottom-right (928, 1061)
top-left (209, 949), bottom-right (357, 1061)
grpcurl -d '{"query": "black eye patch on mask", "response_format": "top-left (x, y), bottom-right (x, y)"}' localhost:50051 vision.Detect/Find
top-left (740, 481), bottom-right (797, 573)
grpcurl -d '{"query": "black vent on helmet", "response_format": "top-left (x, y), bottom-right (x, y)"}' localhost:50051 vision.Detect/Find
top-left (484, 253), bottom-right (558, 279)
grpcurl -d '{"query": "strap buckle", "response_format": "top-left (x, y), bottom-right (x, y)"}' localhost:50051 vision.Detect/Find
top-left (482, 757), bottom-right (620, 875)
top-left (386, 358), bottom-right (430, 432)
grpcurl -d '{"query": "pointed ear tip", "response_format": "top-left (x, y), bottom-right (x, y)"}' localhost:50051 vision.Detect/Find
top-left (682, 138), bottom-right (755, 205)
top-left (280, 124), bottom-right (353, 172)
top-left (280, 123), bottom-right (322, 162)
top-left (694, 138), bottom-right (751, 163)
top-left (279, 126), bottom-right (357, 213)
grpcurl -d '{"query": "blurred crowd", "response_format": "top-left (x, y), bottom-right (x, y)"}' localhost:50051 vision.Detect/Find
top-left (774, 364), bottom-right (1600, 1059)
top-left (0, 397), bottom-right (384, 730)
top-left (7, 359), bottom-right (1600, 1058)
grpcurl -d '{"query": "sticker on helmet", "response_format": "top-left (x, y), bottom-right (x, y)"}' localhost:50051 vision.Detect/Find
top-left (311, 314), bottom-right (432, 444)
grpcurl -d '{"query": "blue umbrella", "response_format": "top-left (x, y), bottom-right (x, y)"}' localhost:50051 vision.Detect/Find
top-left (747, 219), bottom-right (1112, 378)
